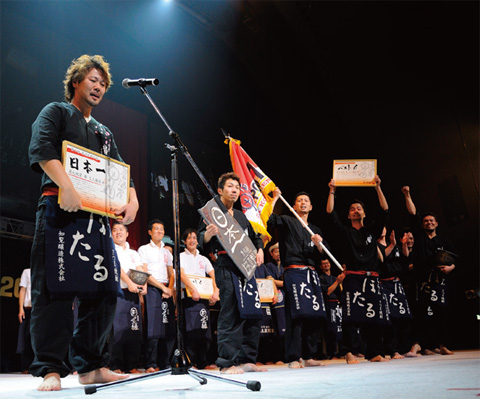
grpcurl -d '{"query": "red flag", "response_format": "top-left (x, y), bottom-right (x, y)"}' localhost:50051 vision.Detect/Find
top-left (227, 137), bottom-right (276, 243)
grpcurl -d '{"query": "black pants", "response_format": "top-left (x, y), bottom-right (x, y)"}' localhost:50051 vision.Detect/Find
top-left (284, 297), bottom-right (324, 362)
top-left (340, 321), bottom-right (384, 359)
top-left (29, 196), bottom-right (116, 378)
top-left (383, 318), bottom-right (413, 356)
top-left (16, 308), bottom-right (34, 372)
top-left (214, 264), bottom-right (261, 369)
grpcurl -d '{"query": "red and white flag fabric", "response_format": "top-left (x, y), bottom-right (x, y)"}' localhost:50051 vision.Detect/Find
top-left (227, 137), bottom-right (276, 243)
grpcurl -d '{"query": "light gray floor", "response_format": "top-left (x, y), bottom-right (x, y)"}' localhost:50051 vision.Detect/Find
top-left (2, 350), bottom-right (479, 399)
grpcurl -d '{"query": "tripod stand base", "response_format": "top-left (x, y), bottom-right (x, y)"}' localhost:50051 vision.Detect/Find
top-left (84, 367), bottom-right (261, 394)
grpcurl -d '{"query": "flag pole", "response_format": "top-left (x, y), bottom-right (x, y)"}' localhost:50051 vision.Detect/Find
top-left (278, 195), bottom-right (344, 272)
top-left (222, 129), bottom-right (343, 272)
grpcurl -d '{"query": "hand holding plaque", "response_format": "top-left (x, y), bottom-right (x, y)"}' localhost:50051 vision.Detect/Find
top-left (185, 275), bottom-right (215, 300)
top-left (60, 141), bottom-right (130, 218)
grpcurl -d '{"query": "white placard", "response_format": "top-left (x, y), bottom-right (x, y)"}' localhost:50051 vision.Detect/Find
top-left (185, 275), bottom-right (214, 299)
top-left (256, 278), bottom-right (275, 303)
top-left (61, 140), bottom-right (130, 218)
top-left (333, 159), bottom-right (377, 186)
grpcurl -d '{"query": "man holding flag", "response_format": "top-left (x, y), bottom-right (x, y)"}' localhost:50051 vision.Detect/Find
top-left (226, 136), bottom-right (328, 368)
top-left (268, 189), bottom-right (328, 368)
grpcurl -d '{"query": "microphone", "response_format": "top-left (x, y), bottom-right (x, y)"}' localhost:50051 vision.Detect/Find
top-left (122, 78), bottom-right (159, 89)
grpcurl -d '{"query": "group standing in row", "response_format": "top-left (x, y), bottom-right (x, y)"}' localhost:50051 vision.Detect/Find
top-left (25, 54), bottom-right (457, 392)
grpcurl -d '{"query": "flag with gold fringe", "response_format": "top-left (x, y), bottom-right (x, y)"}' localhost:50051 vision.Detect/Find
top-left (226, 136), bottom-right (276, 244)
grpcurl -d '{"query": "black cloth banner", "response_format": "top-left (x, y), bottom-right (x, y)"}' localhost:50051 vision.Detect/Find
top-left (44, 196), bottom-right (120, 298)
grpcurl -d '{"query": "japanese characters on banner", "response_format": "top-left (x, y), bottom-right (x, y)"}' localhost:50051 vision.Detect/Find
top-left (227, 138), bottom-right (276, 243)
top-left (284, 268), bottom-right (326, 319)
top-left (61, 140), bottom-right (130, 218)
top-left (44, 196), bottom-right (120, 298)
top-left (333, 159), bottom-right (377, 186)
top-left (198, 198), bottom-right (258, 281)
top-left (343, 274), bottom-right (390, 324)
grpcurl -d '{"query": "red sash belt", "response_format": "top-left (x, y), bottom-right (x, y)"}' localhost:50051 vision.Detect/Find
top-left (42, 187), bottom-right (59, 196)
top-left (284, 264), bottom-right (316, 271)
top-left (381, 276), bottom-right (399, 282)
top-left (345, 270), bottom-right (379, 277)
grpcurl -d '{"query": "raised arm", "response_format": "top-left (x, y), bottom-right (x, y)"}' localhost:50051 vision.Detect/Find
top-left (326, 179), bottom-right (336, 214)
top-left (401, 186), bottom-right (416, 215)
top-left (270, 187), bottom-right (282, 212)
top-left (374, 175), bottom-right (388, 211)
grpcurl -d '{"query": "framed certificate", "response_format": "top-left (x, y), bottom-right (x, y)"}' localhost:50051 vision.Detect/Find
top-left (256, 278), bottom-right (275, 303)
top-left (60, 140), bottom-right (130, 218)
top-left (333, 159), bottom-right (377, 186)
top-left (185, 275), bottom-right (214, 299)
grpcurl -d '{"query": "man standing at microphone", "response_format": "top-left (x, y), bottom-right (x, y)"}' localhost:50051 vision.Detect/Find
top-left (28, 54), bottom-right (139, 391)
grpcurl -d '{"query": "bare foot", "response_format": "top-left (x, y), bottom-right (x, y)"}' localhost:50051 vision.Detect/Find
top-left (345, 352), bottom-right (359, 364)
top-left (438, 345), bottom-right (454, 355)
top-left (411, 343), bottom-right (422, 354)
top-left (37, 372), bottom-right (62, 391)
top-left (145, 367), bottom-right (159, 373)
top-left (304, 359), bottom-right (326, 367)
top-left (239, 363), bottom-right (268, 372)
top-left (220, 365), bottom-right (244, 374)
top-left (422, 349), bottom-right (437, 356)
top-left (391, 352), bottom-right (405, 360)
top-left (369, 355), bottom-right (389, 362)
top-left (78, 368), bottom-right (129, 385)
top-left (288, 360), bottom-right (304, 369)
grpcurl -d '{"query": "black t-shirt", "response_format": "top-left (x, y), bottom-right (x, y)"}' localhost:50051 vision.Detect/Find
top-left (267, 213), bottom-right (326, 268)
top-left (29, 102), bottom-right (133, 191)
top-left (409, 213), bottom-right (456, 280)
top-left (319, 273), bottom-right (341, 300)
top-left (328, 208), bottom-right (388, 272)
top-left (377, 243), bottom-right (409, 279)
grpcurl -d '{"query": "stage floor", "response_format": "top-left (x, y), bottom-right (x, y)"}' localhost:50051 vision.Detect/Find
top-left (1, 350), bottom-right (479, 399)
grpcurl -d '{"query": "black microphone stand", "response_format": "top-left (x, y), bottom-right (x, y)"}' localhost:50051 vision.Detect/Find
top-left (84, 83), bottom-right (261, 394)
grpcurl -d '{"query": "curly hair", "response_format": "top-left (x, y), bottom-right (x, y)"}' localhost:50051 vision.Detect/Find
top-left (63, 54), bottom-right (112, 102)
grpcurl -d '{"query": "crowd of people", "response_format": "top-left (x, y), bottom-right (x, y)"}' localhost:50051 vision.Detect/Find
top-left (22, 54), bottom-right (458, 391)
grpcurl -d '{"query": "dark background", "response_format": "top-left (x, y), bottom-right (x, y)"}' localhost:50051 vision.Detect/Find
top-left (1, 0), bottom-right (478, 371)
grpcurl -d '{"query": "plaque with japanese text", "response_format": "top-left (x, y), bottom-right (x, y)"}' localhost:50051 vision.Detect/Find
top-left (60, 141), bottom-right (130, 218)
top-left (185, 275), bottom-right (215, 299)
top-left (256, 278), bottom-right (275, 303)
top-left (333, 159), bottom-right (377, 186)
top-left (198, 198), bottom-right (258, 281)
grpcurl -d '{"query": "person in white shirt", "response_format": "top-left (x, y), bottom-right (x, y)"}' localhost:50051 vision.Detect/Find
top-left (109, 222), bottom-right (146, 374)
top-left (138, 219), bottom-right (175, 372)
top-left (180, 228), bottom-right (219, 369)
top-left (17, 268), bottom-right (33, 373)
